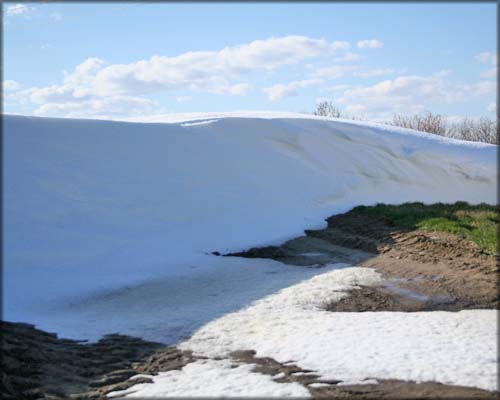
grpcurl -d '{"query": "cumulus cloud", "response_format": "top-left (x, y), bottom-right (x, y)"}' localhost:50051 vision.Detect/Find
top-left (227, 83), bottom-right (252, 95)
top-left (89, 36), bottom-right (347, 97)
top-left (312, 65), bottom-right (358, 79)
top-left (475, 52), bottom-right (497, 79)
top-left (263, 79), bottom-right (323, 101)
top-left (353, 68), bottom-right (395, 78)
top-left (14, 36), bottom-right (353, 117)
top-left (475, 52), bottom-right (497, 65)
top-left (334, 52), bottom-right (362, 62)
top-left (5, 3), bottom-right (33, 16)
top-left (30, 36), bottom-right (348, 100)
top-left (322, 84), bottom-right (352, 93)
top-left (480, 68), bottom-right (497, 79)
top-left (357, 39), bottom-right (384, 49)
top-left (311, 66), bottom-right (393, 81)
top-left (4, 80), bottom-right (20, 91)
top-left (336, 72), bottom-right (495, 119)
top-left (34, 96), bottom-right (156, 119)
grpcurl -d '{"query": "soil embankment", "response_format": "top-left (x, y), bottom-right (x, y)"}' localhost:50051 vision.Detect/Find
top-left (228, 210), bottom-right (498, 312)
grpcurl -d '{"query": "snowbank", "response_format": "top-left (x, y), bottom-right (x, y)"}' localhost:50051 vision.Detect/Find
top-left (3, 112), bottom-right (496, 337)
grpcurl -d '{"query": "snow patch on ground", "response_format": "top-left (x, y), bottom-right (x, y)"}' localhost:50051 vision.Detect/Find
top-left (179, 267), bottom-right (498, 391)
top-left (107, 358), bottom-right (310, 398)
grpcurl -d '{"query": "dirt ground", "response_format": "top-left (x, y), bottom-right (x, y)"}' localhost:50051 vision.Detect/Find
top-left (229, 211), bottom-right (498, 311)
top-left (0, 321), bottom-right (193, 400)
top-left (231, 350), bottom-right (497, 400)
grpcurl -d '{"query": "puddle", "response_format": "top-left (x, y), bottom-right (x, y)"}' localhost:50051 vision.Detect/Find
top-left (299, 252), bottom-right (325, 257)
top-left (381, 282), bottom-right (430, 302)
top-left (381, 278), bottom-right (454, 305)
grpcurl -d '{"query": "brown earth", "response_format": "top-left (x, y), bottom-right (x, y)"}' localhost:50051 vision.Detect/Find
top-left (228, 211), bottom-right (498, 311)
top-left (0, 321), bottom-right (193, 400)
top-left (231, 350), bottom-right (497, 399)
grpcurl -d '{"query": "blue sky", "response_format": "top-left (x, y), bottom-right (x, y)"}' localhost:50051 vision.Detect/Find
top-left (3, 2), bottom-right (497, 121)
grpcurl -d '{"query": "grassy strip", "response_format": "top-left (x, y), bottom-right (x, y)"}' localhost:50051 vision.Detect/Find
top-left (352, 201), bottom-right (499, 255)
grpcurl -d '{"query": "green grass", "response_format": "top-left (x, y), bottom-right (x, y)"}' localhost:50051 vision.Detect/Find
top-left (352, 201), bottom-right (499, 255)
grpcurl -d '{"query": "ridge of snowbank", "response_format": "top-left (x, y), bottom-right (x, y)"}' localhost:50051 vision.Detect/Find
top-left (3, 114), bottom-right (496, 338)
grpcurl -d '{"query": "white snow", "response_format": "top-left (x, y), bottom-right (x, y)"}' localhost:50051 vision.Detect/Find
top-left (4, 113), bottom-right (495, 332)
top-left (107, 358), bottom-right (310, 398)
top-left (337, 379), bottom-right (379, 386)
top-left (308, 382), bottom-right (330, 388)
top-left (178, 266), bottom-right (498, 391)
top-left (3, 112), bottom-right (497, 394)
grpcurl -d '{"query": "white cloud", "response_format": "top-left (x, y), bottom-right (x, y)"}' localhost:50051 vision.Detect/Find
top-left (463, 80), bottom-right (496, 97)
top-left (322, 84), bottom-right (351, 93)
top-left (357, 39), bottom-right (384, 49)
top-left (474, 51), bottom-right (498, 78)
top-left (331, 41), bottom-right (351, 50)
top-left (353, 68), bottom-right (395, 78)
top-left (475, 52), bottom-right (497, 79)
top-left (263, 79), bottom-right (323, 101)
top-left (487, 103), bottom-right (497, 114)
top-left (4, 80), bottom-right (20, 91)
top-left (334, 52), bottom-right (362, 62)
top-left (312, 65), bottom-right (358, 79)
top-left (335, 73), bottom-right (495, 120)
top-left (5, 3), bottom-right (33, 17)
top-left (34, 96), bottom-right (156, 119)
top-left (475, 52), bottom-right (497, 65)
top-left (15, 36), bottom-right (353, 117)
top-left (316, 97), bottom-right (330, 103)
top-left (90, 36), bottom-right (346, 97)
top-left (480, 68), bottom-right (497, 79)
top-left (228, 83), bottom-right (252, 95)
top-left (311, 66), bottom-right (393, 81)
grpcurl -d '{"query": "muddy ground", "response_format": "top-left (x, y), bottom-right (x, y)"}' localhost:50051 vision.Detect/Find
top-left (0, 321), bottom-right (193, 400)
top-left (3, 209), bottom-right (498, 399)
top-left (229, 210), bottom-right (498, 311)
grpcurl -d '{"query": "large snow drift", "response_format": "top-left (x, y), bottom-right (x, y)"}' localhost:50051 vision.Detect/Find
top-left (3, 112), bottom-right (497, 340)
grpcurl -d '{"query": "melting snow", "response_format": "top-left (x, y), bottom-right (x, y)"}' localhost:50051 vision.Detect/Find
top-left (107, 358), bottom-right (310, 398)
top-left (3, 113), bottom-right (497, 395)
top-left (178, 267), bottom-right (497, 391)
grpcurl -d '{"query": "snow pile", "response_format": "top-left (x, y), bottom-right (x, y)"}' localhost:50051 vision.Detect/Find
top-left (177, 266), bottom-right (497, 391)
top-left (4, 112), bottom-right (496, 334)
top-left (3, 112), bottom-right (497, 394)
top-left (107, 359), bottom-right (310, 398)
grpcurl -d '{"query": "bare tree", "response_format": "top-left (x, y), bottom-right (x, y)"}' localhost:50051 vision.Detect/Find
top-left (449, 117), bottom-right (498, 144)
top-left (313, 101), bottom-right (498, 144)
top-left (313, 101), bottom-right (345, 118)
top-left (391, 112), bottom-right (447, 136)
